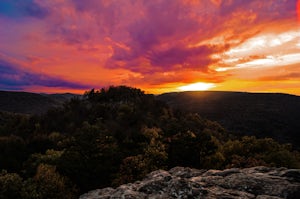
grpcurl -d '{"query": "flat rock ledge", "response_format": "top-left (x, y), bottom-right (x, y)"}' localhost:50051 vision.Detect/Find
top-left (80, 166), bottom-right (300, 199)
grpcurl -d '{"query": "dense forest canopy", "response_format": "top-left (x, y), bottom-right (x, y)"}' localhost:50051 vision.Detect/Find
top-left (1, 86), bottom-right (300, 199)
top-left (158, 91), bottom-right (300, 149)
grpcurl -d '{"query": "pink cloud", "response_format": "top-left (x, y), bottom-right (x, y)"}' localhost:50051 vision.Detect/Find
top-left (0, 0), bottom-right (299, 93)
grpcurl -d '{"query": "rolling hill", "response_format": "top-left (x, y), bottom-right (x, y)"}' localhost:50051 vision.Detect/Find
top-left (0, 91), bottom-right (79, 114)
top-left (1, 89), bottom-right (299, 148)
top-left (157, 91), bottom-right (300, 148)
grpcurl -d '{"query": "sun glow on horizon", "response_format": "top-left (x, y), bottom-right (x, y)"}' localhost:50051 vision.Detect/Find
top-left (178, 82), bottom-right (216, 91)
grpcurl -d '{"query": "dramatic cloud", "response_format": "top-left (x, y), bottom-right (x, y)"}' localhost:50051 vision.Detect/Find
top-left (0, 59), bottom-right (90, 90)
top-left (0, 0), bottom-right (49, 18)
top-left (0, 0), bottom-right (299, 94)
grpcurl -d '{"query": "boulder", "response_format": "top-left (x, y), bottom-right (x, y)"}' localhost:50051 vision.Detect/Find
top-left (80, 166), bottom-right (300, 199)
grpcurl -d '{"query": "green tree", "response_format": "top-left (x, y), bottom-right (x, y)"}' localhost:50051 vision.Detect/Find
top-left (0, 170), bottom-right (23, 199)
top-left (115, 127), bottom-right (168, 185)
top-left (168, 129), bottom-right (217, 169)
top-left (23, 149), bottom-right (63, 178)
top-left (0, 135), bottom-right (27, 172)
top-left (219, 136), bottom-right (300, 168)
top-left (58, 122), bottom-right (120, 192)
top-left (22, 164), bottom-right (77, 199)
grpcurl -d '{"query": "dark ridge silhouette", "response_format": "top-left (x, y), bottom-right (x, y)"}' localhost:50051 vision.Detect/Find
top-left (0, 90), bottom-right (79, 114)
top-left (157, 91), bottom-right (300, 148)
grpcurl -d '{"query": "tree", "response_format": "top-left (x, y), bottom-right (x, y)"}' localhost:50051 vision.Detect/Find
top-left (58, 122), bottom-right (120, 192)
top-left (115, 127), bottom-right (168, 185)
top-left (22, 164), bottom-right (77, 199)
top-left (168, 129), bottom-right (217, 169)
top-left (23, 149), bottom-right (63, 178)
top-left (0, 135), bottom-right (27, 172)
top-left (0, 170), bottom-right (23, 199)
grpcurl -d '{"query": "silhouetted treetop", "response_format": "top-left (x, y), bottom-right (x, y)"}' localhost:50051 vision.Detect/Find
top-left (84, 86), bottom-right (147, 103)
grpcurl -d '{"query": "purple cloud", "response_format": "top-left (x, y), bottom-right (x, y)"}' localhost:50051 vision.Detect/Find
top-left (219, 0), bottom-right (297, 20)
top-left (0, 0), bottom-right (49, 18)
top-left (1, 0), bottom-right (299, 92)
top-left (148, 45), bottom-right (214, 70)
top-left (33, 0), bottom-right (297, 76)
top-left (0, 59), bottom-right (90, 90)
top-left (105, 0), bottom-right (216, 73)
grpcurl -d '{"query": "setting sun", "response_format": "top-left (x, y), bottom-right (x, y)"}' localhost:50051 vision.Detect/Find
top-left (178, 82), bottom-right (215, 91)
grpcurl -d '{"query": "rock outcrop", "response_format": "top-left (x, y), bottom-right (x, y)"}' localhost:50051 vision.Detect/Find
top-left (80, 166), bottom-right (300, 199)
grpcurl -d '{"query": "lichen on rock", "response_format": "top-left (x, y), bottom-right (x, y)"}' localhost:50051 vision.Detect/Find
top-left (80, 166), bottom-right (300, 199)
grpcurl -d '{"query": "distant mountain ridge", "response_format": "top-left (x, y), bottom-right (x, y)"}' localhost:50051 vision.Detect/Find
top-left (1, 90), bottom-right (300, 148)
top-left (0, 90), bottom-right (80, 114)
top-left (157, 91), bottom-right (300, 148)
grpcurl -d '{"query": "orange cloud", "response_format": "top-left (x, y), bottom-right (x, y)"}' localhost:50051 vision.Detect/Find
top-left (0, 0), bottom-right (299, 95)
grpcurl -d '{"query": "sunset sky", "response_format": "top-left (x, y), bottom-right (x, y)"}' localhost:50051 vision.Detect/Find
top-left (0, 0), bottom-right (300, 95)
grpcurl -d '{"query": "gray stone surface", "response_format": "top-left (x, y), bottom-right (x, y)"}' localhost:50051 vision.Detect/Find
top-left (80, 166), bottom-right (300, 199)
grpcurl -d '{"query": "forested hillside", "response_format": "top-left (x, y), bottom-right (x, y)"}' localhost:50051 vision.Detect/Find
top-left (0, 91), bottom-right (78, 114)
top-left (1, 86), bottom-right (300, 198)
top-left (158, 91), bottom-right (300, 148)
